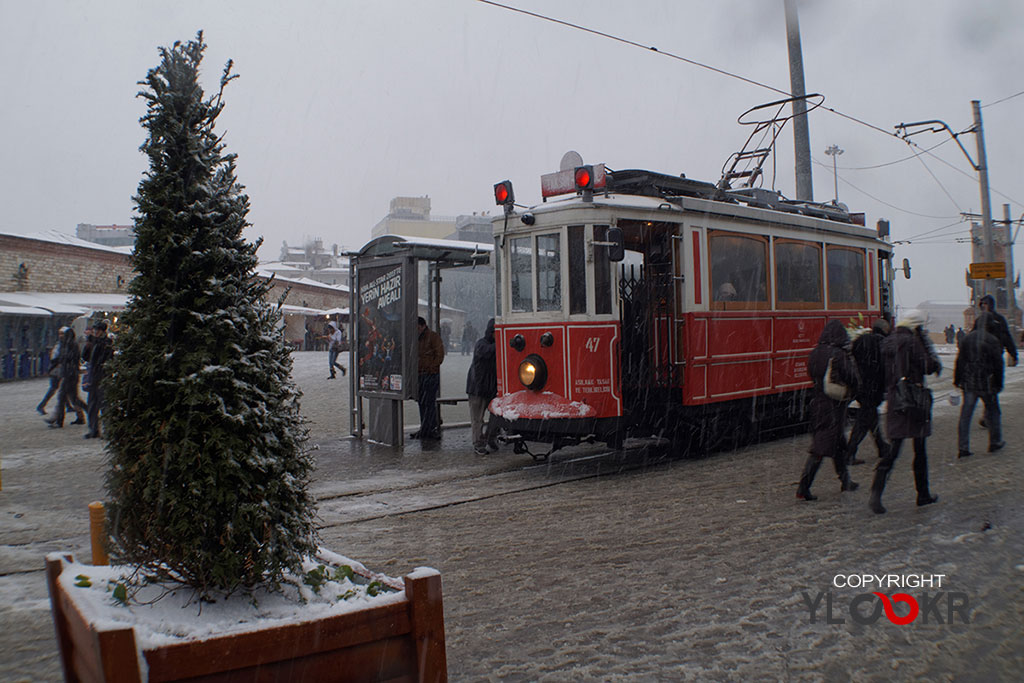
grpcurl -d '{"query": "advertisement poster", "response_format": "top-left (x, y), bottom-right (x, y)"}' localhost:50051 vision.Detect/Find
top-left (356, 259), bottom-right (413, 398)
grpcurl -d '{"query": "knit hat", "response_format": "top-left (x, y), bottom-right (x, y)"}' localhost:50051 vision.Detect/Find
top-left (896, 309), bottom-right (928, 329)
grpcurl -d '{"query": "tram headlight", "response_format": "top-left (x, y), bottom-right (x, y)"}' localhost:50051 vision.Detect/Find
top-left (518, 354), bottom-right (547, 391)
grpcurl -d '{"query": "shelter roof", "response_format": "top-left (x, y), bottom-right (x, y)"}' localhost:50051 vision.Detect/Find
top-left (355, 234), bottom-right (491, 267)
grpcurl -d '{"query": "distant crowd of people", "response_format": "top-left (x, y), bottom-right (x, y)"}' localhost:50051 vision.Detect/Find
top-left (37, 320), bottom-right (112, 439)
top-left (798, 294), bottom-right (1017, 514)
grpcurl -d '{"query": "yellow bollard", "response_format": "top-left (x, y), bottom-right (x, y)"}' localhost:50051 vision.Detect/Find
top-left (89, 501), bottom-right (108, 566)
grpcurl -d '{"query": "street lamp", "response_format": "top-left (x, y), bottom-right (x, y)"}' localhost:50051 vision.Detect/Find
top-left (825, 144), bottom-right (843, 203)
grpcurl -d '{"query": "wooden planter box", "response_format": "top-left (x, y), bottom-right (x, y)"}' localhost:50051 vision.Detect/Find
top-left (46, 554), bottom-right (447, 682)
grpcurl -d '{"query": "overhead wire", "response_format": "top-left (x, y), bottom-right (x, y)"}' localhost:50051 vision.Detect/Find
top-left (908, 149), bottom-right (964, 214)
top-left (476, 1), bottom-right (1024, 207)
top-left (810, 157), bottom-right (959, 220)
top-left (982, 89), bottom-right (1024, 108)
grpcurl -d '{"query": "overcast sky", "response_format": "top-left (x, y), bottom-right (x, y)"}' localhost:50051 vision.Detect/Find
top-left (3, 0), bottom-right (1022, 310)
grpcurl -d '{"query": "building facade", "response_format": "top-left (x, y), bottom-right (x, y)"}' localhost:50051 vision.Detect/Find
top-left (0, 230), bottom-right (349, 380)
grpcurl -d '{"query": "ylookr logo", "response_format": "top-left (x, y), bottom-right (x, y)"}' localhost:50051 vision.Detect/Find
top-left (801, 574), bottom-right (971, 625)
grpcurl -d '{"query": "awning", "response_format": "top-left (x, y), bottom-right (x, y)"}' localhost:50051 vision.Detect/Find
top-left (355, 234), bottom-right (491, 267)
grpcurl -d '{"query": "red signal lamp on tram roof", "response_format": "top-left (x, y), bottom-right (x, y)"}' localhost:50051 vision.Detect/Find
top-left (494, 180), bottom-right (514, 206)
top-left (574, 165), bottom-right (594, 190)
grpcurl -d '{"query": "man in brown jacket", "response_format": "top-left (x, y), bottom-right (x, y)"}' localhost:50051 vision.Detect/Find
top-left (412, 316), bottom-right (445, 439)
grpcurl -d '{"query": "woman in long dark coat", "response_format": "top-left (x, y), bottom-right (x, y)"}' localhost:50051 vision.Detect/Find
top-left (797, 319), bottom-right (859, 500)
top-left (869, 309), bottom-right (941, 513)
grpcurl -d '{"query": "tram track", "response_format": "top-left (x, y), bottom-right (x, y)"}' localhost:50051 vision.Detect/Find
top-left (314, 442), bottom-right (674, 529)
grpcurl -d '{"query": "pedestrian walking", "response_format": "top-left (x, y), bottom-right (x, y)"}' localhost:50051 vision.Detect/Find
top-left (869, 310), bottom-right (941, 514)
top-left (796, 320), bottom-right (860, 501)
top-left (466, 318), bottom-right (497, 455)
top-left (846, 319), bottom-right (891, 465)
top-left (956, 327), bottom-right (966, 346)
top-left (954, 312), bottom-right (1005, 458)
top-left (81, 321), bottom-right (113, 439)
top-left (326, 321), bottom-right (346, 379)
top-left (46, 327), bottom-right (86, 428)
top-left (411, 316), bottom-right (445, 440)
top-left (36, 329), bottom-right (66, 414)
top-left (461, 322), bottom-right (475, 357)
top-left (977, 294), bottom-right (1018, 366)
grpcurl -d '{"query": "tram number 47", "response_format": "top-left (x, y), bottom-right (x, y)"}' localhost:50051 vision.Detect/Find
top-left (584, 337), bottom-right (601, 352)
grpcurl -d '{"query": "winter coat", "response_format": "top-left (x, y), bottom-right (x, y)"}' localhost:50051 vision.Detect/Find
top-left (417, 327), bottom-right (445, 375)
top-left (465, 332), bottom-right (497, 399)
top-left (82, 334), bottom-right (113, 382)
top-left (954, 316), bottom-right (1003, 394)
top-left (977, 295), bottom-right (1017, 362)
top-left (59, 337), bottom-right (81, 380)
top-left (882, 327), bottom-right (941, 439)
top-left (851, 329), bottom-right (886, 405)
top-left (807, 320), bottom-right (858, 456)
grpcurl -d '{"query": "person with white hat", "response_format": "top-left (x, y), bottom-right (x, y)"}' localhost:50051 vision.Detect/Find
top-left (869, 309), bottom-right (941, 514)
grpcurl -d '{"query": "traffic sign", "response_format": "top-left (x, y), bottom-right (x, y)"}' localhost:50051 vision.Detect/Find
top-left (969, 261), bottom-right (1006, 280)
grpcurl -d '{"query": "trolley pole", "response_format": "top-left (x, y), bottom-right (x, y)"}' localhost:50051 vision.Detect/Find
top-left (973, 100), bottom-right (996, 300)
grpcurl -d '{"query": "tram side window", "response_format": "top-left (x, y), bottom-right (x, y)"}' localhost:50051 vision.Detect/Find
top-left (775, 241), bottom-right (823, 309)
top-left (568, 225), bottom-right (586, 314)
top-left (593, 225), bottom-right (612, 314)
top-left (510, 236), bottom-right (533, 312)
top-left (826, 246), bottom-right (866, 308)
top-left (709, 232), bottom-right (768, 309)
top-left (536, 233), bottom-right (562, 311)
top-left (494, 237), bottom-right (502, 316)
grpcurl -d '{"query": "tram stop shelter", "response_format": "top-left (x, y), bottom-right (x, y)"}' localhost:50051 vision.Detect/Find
top-left (348, 234), bottom-right (492, 446)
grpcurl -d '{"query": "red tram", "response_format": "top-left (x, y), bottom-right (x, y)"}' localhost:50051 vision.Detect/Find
top-left (487, 162), bottom-right (894, 458)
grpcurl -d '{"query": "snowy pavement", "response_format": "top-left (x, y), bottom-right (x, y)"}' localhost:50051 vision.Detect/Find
top-left (1, 347), bottom-right (1023, 680)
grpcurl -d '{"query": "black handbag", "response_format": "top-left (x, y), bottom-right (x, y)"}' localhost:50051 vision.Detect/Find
top-left (892, 377), bottom-right (932, 421)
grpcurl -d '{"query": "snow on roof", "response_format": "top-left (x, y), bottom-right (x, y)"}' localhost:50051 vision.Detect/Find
top-left (280, 304), bottom-right (328, 316)
top-left (255, 267), bottom-right (350, 292)
top-left (0, 305), bottom-right (51, 317)
top-left (0, 292), bottom-right (130, 316)
top-left (0, 228), bottom-right (132, 255)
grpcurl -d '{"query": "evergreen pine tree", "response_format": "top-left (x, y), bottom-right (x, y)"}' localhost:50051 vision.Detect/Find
top-left (104, 33), bottom-right (317, 596)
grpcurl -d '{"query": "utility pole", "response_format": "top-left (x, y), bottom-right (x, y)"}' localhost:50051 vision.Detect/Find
top-left (824, 144), bottom-right (843, 203)
top-left (784, 0), bottom-right (813, 201)
top-left (972, 100), bottom-right (996, 300)
top-left (896, 100), bottom-right (999, 301)
top-left (1003, 203), bottom-right (1018, 326)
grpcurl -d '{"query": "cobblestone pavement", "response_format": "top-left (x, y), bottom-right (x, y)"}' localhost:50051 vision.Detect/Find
top-left (1, 349), bottom-right (1022, 681)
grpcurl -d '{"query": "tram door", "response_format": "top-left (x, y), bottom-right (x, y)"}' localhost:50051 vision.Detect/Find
top-left (618, 223), bottom-right (676, 425)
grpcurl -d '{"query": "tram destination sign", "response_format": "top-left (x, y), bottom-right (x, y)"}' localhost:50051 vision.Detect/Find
top-left (969, 261), bottom-right (1006, 280)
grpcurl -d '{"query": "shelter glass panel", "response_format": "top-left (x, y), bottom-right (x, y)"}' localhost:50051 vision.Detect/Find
top-left (510, 236), bottom-right (533, 313)
top-left (827, 246), bottom-right (866, 308)
top-left (775, 240), bottom-right (823, 309)
top-left (709, 232), bottom-right (768, 310)
top-left (568, 225), bottom-right (586, 314)
top-left (536, 233), bottom-right (562, 312)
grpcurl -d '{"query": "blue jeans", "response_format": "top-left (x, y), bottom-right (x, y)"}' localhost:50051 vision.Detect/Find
top-left (328, 348), bottom-right (343, 377)
top-left (957, 389), bottom-right (1001, 452)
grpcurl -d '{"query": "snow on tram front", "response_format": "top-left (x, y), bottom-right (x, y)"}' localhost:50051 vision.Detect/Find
top-left (487, 160), bottom-right (894, 460)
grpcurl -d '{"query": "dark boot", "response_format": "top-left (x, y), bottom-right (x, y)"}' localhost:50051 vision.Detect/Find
top-left (796, 454), bottom-right (822, 501)
top-left (832, 454), bottom-right (859, 491)
top-left (912, 448), bottom-right (937, 506)
top-left (868, 461), bottom-right (891, 514)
